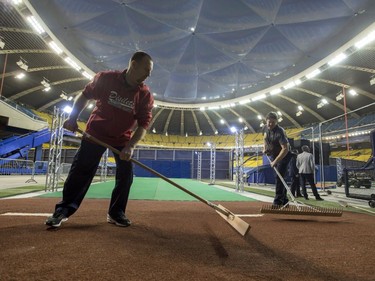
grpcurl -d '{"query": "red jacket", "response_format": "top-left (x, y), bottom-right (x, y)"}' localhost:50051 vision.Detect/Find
top-left (83, 70), bottom-right (154, 147)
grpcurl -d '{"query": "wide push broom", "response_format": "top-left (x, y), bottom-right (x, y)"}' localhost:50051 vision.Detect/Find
top-left (76, 129), bottom-right (251, 236)
top-left (260, 156), bottom-right (343, 217)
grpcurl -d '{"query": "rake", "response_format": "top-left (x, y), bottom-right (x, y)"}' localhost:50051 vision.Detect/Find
top-left (76, 129), bottom-right (251, 236)
top-left (260, 156), bottom-right (343, 217)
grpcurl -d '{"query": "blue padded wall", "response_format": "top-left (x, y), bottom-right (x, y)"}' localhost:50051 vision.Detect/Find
top-left (133, 160), bottom-right (191, 179)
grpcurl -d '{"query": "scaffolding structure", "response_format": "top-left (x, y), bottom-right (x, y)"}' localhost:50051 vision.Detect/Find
top-left (45, 107), bottom-right (65, 192)
top-left (235, 129), bottom-right (245, 192)
top-left (100, 148), bottom-right (109, 182)
top-left (197, 151), bottom-right (202, 181)
top-left (209, 143), bottom-right (216, 185)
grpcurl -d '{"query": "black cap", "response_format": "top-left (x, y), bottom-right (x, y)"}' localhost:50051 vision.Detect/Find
top-left (266, 111), bottom-right (278, 120)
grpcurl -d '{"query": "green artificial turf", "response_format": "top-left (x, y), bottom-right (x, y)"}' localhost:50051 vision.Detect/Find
top-left (0, 185), bottom-right (45, 198)
top-left (38, 177), bottom-right (256, 202)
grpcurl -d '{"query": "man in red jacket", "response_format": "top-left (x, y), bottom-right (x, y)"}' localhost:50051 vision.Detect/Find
top-left (45, 51), bottom-right (154, 228)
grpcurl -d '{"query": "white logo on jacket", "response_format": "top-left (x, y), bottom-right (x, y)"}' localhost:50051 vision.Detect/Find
top-left (108, 91), bottom-right (134, 112)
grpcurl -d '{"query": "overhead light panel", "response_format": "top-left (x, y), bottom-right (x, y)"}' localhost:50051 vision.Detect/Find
top-left (328, 53), bottom-right (347, 66)
top-left (60, 91), bottom-right (69, 100)
top-left (348, 89), bottom-right (357, 96)
top-left (252, 94), bottom-right (266, 101)
top-left (41, 78), bottom-right (50, 88)
top-left (15, 73), bottom-right (25, 79)
top-left (317, 98), bottom-right (328, 108)
top-left (16, 57), bottom-right (28, 71)
top-left (48, 41), bottom-right (63, 54)
top-left (336, 92), bottom-right (344, 101)
top-left (270, 88), bottom-right (282, 95)
top-left (0, 37), bottom-right (5, 49)
top-left (355, 30), bottom-right (375, 49)
top-left (27, 16), bottom-right (45, 34)
top-left (284, 81), bottom-right (296, 89)
top-left (230, 127), bottom-right (237, 133)
top-left (82, 71), bottom-right (93, 80)
top-left (306, 69), bottom-right (321, 79)
top-left (63, 105), bottom-right (72, 113)
top-left (239, 99), bottom-right (250, 104)
top-left (64, 57), bottom-right (81, 71)
top-left (12, 0), bottom-right (22, 5)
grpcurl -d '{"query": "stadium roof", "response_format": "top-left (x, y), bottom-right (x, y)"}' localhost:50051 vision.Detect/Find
top-left (1, 0), bottom-right (375, 136)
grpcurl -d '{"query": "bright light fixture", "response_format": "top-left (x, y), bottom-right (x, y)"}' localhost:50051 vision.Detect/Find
top-left (64, 57), bottom-right (81, 71)
top-left (0, 37), bottom-right (4, 49)
top-left (48, 41), bottom-right (63, 54)
top-left (270, 88), bottom-right (282, 95)
top-left (306, 69), bottom-right (321, 79)
top-left (252, 94), bottom-right (266, 101)
top-left (16, 58), bottom-right (28, 71)
top-left (27, 16), bottom-right (45, 34)
top-left (355, 30), bottom-right (375, 49)
top-left (63, 105), bottom-right (72, 113)
top-left (15, 73), bottom-right (25, 79)
top-left (82, 71), bottom-right (93, 80)
top-left (328, 53), bottom-right (347, 66)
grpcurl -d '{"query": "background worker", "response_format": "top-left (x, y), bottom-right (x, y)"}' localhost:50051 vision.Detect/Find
top-left (263, 112), bottom-right (292, 206)
top-left (45, 51), bottom-right (154, 228)
top-left (296, 145), bottom-right (323, 201)
top-left (289, 149), bottom-right (302, 197)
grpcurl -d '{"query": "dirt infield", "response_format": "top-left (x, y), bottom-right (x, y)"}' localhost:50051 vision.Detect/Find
top-left (0, 198), bottom-right (374, 281)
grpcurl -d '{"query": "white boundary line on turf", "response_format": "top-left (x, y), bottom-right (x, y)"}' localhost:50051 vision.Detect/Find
top-left (1, 212), bottom-right (51, 217)
top-left (212, 185), bottom-right (273, 203)
top-left (0, 188), bottom-right (64, 200)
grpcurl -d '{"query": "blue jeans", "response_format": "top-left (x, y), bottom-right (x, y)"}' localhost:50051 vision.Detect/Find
top-left (55, 139), bottom-right (133, 218)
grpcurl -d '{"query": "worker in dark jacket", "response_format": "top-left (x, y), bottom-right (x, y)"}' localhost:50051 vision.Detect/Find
top-left (263, 112), bottom-right (292, 206)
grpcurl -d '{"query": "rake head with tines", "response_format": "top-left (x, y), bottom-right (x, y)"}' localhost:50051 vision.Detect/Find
top-left (261, 204), bottom-right (343, 217)
top-left (262, 154), bottom-right (344, 217)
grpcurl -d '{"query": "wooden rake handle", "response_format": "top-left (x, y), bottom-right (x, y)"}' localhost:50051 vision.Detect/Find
top-left (76, 129), bottom-right (229, 216)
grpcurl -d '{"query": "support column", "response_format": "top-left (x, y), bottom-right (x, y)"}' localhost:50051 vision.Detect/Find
top-left (100, 148), bottom-right (109, 182)
top-left (209, 143), bottom-right (216, 185)
top-left (197, 151), bottom-right (202, 181)
top-left (235, 129), bottom-right (245, 192)
top-left (45, 107), bottom-right (65, 192)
